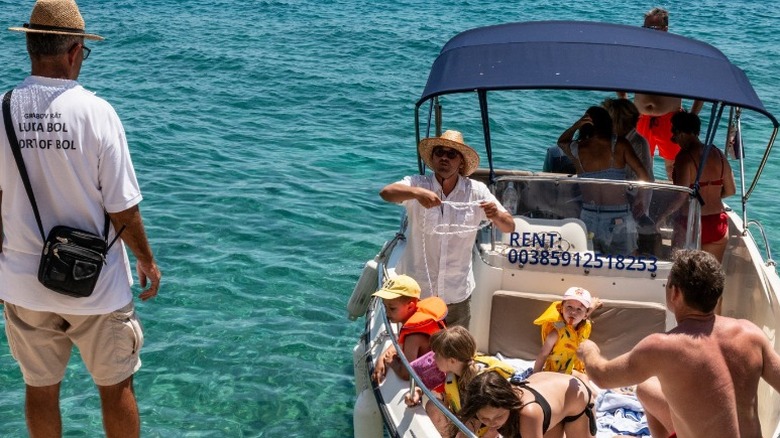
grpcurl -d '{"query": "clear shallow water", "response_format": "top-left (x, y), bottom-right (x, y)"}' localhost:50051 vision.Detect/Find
top-left (0, 1), bottom-right (777, 436)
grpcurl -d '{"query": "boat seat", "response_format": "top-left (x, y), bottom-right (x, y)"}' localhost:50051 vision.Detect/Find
top-left (502, 216), bottom-right (590, 253)
top-left (488, 290), bottom-right (667, 361)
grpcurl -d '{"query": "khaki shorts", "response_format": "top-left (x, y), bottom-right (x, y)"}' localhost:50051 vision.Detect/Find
top-left (445, 296), bottom-right (471, 329)
top-left (3, 301), bottom-right (143, 387)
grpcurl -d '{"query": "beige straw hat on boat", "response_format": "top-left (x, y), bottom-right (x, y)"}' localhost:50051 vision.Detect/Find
top-left (418, 130), bottom-right (480, 176)
top-left (9, 0), bottom-right (103, 41)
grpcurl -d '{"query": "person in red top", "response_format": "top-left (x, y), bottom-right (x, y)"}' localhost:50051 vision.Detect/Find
top-left (371, 275), bottom-right (447, 382)
top-left (618, 7), bottom-right (703, 180)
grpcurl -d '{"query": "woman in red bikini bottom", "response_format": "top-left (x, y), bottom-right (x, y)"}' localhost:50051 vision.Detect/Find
top-left (670, 112), bottom-right (736, 263)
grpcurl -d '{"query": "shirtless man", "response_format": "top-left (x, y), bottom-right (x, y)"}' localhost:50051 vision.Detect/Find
top-left (618, 8), bottom-right (703, 180)
top-left (577, 250), bottom-right (780, 438)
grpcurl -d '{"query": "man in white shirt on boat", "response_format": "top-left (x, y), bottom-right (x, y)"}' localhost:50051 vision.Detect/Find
top-left (380, 130), bottom-right (514, 328)
top-left (577, 250), bottom-right (780, 438)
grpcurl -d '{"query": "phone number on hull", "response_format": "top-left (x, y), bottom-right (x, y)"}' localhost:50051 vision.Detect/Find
top-left (506, 249), bottom-right (658, 272)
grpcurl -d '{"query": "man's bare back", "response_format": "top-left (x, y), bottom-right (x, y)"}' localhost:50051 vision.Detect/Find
top-left (640, 315), bottom-right (774, 437)
top-left (578, 250), bottom-right (780, 438)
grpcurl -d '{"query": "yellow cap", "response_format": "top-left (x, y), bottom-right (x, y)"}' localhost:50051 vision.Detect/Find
top-left (372, 275), bottom-right (421, 300)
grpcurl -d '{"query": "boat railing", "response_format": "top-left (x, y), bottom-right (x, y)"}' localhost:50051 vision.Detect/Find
top-left (747, 220), bottom-right (776, 267)
top-left (370, 287), bottom-right (477, 438)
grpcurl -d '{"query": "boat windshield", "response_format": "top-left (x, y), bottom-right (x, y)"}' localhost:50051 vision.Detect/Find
top-left (488, 175), bottom-right (700, 264)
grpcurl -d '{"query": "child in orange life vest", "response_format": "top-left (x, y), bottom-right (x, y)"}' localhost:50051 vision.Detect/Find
top-left (371, 275), bottom-right (448, 383)
top-left (404, 326), bottom-right (514, 437)
top-left (533, 287), bottom-right (602, 375)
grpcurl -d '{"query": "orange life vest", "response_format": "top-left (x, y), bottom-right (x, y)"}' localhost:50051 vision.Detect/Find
top-left (398, 297), bottom-right (447, 345)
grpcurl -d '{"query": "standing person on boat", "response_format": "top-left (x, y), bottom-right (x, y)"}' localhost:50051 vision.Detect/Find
top-left (669, 111), bottom-right (736, 263)
top-left (532, 287), bottom-right (602, 376)
top-left (601, 98), bottom-right (654, 183)
top-left (557, 106), bottom-right (650, 255)
top-left (602, 97), bottom-right (657, 254)
top-left (380, 130), bottom-right (515, 328)
top-left (451, 370), bottom-right (597, 438)
top-left (404, 326), bottom-right (515, 436)
top-left (0, 1), bottom-right (161, 436)
top-left (618, 7), bottom-right (703, 181)
top-left (577, 250), bottom-right (780, 438)
top-left (371, 275), bottom-right (447, 383)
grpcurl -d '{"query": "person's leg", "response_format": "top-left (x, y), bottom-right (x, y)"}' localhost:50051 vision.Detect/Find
top-left (425, 399), bottom-right (450, 437)
top-left (636, 377), bottom-right (674, 438)
top-left (444, 296), bottom-right (471, 328)
top-left (98, 375), bottom-right (139, 438)
top-left (25, 383), bottom-right (62, 438)
top-left (4, 304), bottom-right (71, 437)
top-left (702, 236), bottom-right (728, 265)
top-left (67, 302), bottom-right (144, 438)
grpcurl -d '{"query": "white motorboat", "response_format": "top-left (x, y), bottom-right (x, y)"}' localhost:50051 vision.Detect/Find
top-left (349, 20), bottom-right (780, 437)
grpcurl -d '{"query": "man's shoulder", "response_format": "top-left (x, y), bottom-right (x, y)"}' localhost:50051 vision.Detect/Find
top-left (462, 176), bottom-right (488, 192)
top-left (717, 316), bottom-right (766, 339)
top-left (633, 331), bottom-right (682, 355)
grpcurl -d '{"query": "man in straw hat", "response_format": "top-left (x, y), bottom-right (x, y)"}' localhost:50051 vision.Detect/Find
top-left (1, 0), bottom-right (161, 436)
top-left (380, 130), bottom-right (514, 328)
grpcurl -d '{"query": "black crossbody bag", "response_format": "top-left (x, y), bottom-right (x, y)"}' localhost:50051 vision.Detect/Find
top-left (3, 90), bottom-right (124, 297)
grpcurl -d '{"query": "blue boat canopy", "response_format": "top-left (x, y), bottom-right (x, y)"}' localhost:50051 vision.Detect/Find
top-left (418, 21), bottom-right (777, 125)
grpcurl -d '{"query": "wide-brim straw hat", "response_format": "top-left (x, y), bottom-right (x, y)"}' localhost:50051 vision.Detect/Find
top-left (418, 130), bottom-right (480, 176)
top-left (9, 0), bottom-right (103, 41)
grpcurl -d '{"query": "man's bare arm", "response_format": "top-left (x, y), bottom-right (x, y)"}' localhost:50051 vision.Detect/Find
top-left (758, 326), bottom-right (780, 392)
top-left (691, 100), bottom-right (704, 115)
top-left (380, 183), bottom-right (441, 209)
top-left (108, 204), bottom-right (161, 301)
top-left (578, 338), bottom-right (657, 388)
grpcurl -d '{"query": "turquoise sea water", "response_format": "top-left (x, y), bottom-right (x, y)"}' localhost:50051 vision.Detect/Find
top-left (0, 1), bottom-right (777, 436)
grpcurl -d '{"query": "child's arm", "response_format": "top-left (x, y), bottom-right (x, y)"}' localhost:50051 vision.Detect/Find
top-left (404, 387), bottom-right (424, 407)
top-left (372, 345), bottom-right (397, 383)
top-left (585, 297), bottom-right (603, 319)
top-left (533, 330), bottom-right (559, 373)
top-left (389, 333), bottom-right (430, 380)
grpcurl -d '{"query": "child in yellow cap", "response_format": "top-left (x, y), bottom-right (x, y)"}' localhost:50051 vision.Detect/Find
top-left (532, 286), bottom-right (601, 375)
top-left (371, 275), bottom-right (447, 382)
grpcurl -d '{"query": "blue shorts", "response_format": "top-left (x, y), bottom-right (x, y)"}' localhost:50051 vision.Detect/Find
top-left (581, 204), bottom-right (637, 255)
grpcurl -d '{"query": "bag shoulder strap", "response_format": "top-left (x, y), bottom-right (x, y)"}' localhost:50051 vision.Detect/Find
top-left (3, 90), bottom-right (46, 241)
top-left (2, 90), bottom-right (113, 246)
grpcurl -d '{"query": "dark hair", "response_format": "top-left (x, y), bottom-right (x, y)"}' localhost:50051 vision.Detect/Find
top-left (645, 7), bottom-right (669, 26)
top-left (450, 371), bottom-right (523, 437)
top-left (26, 33), bottom-right (82, 58)
top-left (577, 106), bottom-right (613, 140)
top-left (671, 111), bottom-right (701, 137)
top-left (668, 250), bottom-right (724, 312)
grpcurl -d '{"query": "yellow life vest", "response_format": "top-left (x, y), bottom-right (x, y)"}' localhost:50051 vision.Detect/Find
top-left (533, 301), bottom-right (592, 374)
top-left (444, 355), bottom-right (515, 413)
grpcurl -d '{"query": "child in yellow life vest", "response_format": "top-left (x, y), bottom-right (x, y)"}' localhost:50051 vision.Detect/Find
top-left (533, 287), bottom-right (601, 375)
top-left (371, 275), bottom-right (448, 383)
top-left (404, 326), bottom-right (514, 437)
